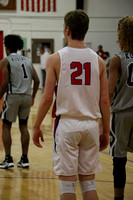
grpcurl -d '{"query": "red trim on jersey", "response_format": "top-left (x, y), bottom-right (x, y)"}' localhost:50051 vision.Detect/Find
top-left (53, 116), bottom-right (60, 151)
top-left (52, 85), bottom-right (57, 118)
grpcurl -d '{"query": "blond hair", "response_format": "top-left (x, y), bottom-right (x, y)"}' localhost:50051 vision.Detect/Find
top-left (117, 16), bottom-right (133, 53)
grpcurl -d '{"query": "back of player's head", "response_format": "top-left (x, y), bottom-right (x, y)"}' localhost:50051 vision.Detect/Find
top-left (117, 16), bottom-right (133, 53)
top-left (4, 34), bottom-right (24, 53)
top-left (64, 10), bottom-right (89, 40)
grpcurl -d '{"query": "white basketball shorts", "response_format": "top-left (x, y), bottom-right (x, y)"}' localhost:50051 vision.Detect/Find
top-left (53, 116), bottom-right (102, 176)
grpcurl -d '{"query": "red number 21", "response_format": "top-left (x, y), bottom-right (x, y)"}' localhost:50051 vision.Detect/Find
top-left (70, 62), bottom-right (91, 85)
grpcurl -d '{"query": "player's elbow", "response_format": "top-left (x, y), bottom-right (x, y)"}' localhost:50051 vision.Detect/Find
top-left (43, 94), bottom-right (53, 105)
top-left (35, 76), bottom-right (40, 84)
top-left (36, 79), bottom-right (40, 87)
top-left (100, 97), bottom-right (110, 107)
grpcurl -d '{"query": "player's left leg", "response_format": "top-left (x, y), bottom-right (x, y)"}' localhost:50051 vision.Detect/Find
top-left (79, 174), bottom-right (98, 200)
top-left (113, 157), bottom-right (127, 200)
top-left (59, 175), bottom-right (77, 200)
top-left (17, 95), bottom-right (32, 168)
top-left (17, 117), bottom-right (30, 168)
top-left (78, 120), bottom-right (101, 200)
top-left (19, 117), bottom-right (30, 155)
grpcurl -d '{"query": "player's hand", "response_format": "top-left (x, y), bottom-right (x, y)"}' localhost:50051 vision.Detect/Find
top-left (99, 133), bottom-right (109, 151)
top-left (33, 127), bottom-right (44, 148)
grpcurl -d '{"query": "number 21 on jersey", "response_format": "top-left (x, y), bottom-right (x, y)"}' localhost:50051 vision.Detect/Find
top-left (70, 62), bottom-right (91, 85)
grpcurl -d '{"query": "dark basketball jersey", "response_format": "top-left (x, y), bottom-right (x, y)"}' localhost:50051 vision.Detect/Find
top-left (111, 51), bottom-right (133, 113)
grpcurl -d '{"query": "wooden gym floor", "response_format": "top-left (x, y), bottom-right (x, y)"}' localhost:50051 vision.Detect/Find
top-left (0, 90), bottom-right (133, 200)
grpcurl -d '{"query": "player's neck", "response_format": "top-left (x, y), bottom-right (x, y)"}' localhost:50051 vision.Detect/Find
top-left (68, 40), bottom-right (87, 49)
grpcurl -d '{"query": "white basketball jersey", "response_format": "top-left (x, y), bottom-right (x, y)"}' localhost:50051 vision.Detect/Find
top-left (56, 47), bottom-right (101, 119)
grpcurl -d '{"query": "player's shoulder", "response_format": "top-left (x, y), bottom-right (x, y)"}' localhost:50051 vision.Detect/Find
top-left (47, 52), bottom-right (60, 63)
top-left (0, 58), bottom-right (9, 69)
top-left (46, 52), bottom-right (60, 71)
top-left (98, 55), bottom-right (106, 67)
top-left (110, 54), bottom-right (121, 68)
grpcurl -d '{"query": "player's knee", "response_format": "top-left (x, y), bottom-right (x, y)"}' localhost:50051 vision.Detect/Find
top-left (59, 175), bottom-right (77, 195)
top-left (78, 174), bottom-right (96, 193)
top-left (19, 117), bottom-right (28, 125)
top-left (78, 174), bottom-right (95, 181)
top-left (3, 119), bottom-right (12, 127)
top-left (59, 180), bottom-right (76, 195)
top-left (113, 157), bottom-right (127, 188)
top-left (79, 180), bottom-right (96, 193)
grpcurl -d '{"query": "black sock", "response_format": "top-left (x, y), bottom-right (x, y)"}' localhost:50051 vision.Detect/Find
top-left (114, 196), bottom-right (124, 200)
top-left (22, 154), bottom-right (27, 158)
top-left (6, 155), bottom-right (11, 158)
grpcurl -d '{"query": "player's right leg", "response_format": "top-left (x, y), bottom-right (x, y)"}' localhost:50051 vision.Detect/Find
top-left (0, 95), bottom-right (16, 169)
top-left (79, 174), bottom-right (98, 200)
top-left (0, 119), bottom-right (14, 169)
top-left (110, 111), bottom-right (132, 200)
top-left (53, 117), bottom-right (80, 200)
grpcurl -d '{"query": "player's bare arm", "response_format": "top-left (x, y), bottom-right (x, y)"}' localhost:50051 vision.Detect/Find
top-left (0, 58), bottom-right (9, 99)
top-left (99, 56), bottom-right (110, 151)
top-left (108, 55), bottom-right (121, 105)
top-left (33, 53), bottom-right (60, 147)
top-left (31, 66), bottom-right (40, 105)
top-left (99, 56), bottom-right (110, 133)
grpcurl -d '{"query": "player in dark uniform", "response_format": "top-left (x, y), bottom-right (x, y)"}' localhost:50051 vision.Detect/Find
top-left (109, 16), bottom-right (133, 200)
top-left (0, 34), bottom-right (40, 169)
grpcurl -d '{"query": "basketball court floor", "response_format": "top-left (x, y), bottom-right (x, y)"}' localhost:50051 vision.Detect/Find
top-left (0, 90), bottom-right (133, 200)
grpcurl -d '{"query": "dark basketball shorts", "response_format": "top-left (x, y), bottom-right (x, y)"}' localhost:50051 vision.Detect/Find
top-left (110, 109), bottom-right (133, 157)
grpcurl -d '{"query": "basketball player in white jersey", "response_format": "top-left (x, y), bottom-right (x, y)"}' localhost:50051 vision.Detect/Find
top-left (33, 10), bottom-right (110, 200)
top-left (0, 34), bottom-right (40, 169)
top-left (109, 16), bottom-right (133, 200)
